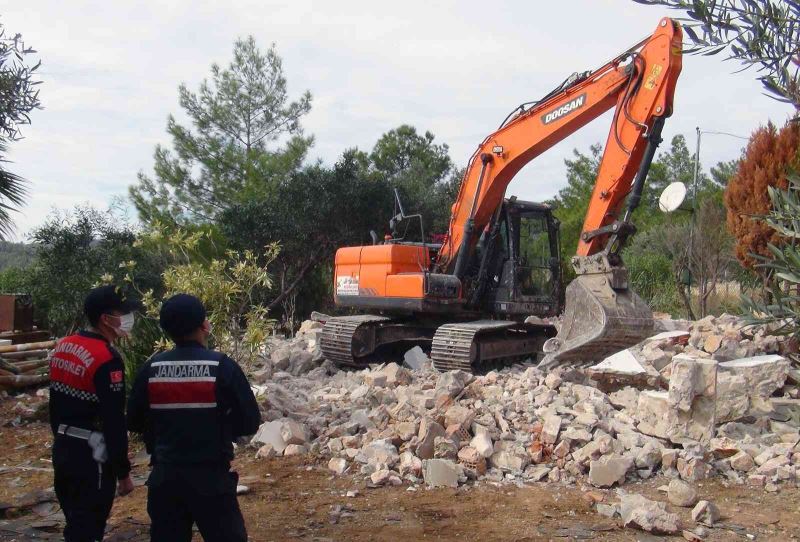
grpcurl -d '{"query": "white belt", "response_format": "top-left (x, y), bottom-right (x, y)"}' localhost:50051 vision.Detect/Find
top-left (57, 424), bottom-right (92, 440)
top-left (57, 424), bottom-right (108, 488)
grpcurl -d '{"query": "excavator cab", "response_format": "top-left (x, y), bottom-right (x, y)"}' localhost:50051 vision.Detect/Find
top-left (483, 199), bottom-right (561, 318)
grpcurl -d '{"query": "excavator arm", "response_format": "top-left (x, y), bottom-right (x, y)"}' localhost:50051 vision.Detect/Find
top-left (439, 17), bottom-right (682, 272)
top-left (436, 18), bottom-right (682, 366)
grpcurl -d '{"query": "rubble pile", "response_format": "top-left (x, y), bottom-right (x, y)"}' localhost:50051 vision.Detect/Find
top-left (249, 314), bottom-right (800, 501)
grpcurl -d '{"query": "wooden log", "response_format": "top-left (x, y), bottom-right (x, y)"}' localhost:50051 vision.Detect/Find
top-left (0, 340), bottom-right (56, 354)
top-left (17, 360), bottom-right (48, 373)
top-left (0, 367), bottom-right (15, 377)
top-left (0, 358), bottom-right (20, 374)
top-left (0, 374), bottom-right (49, 388)
top-left (1, 349), bottom-right (48, 360)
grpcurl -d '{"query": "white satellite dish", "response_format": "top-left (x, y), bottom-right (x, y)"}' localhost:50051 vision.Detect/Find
top-left (658, 182), bottom-right (687, 213)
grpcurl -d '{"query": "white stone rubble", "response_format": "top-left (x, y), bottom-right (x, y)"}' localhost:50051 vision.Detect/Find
top-left (247, 315), bottom-right (799, 498)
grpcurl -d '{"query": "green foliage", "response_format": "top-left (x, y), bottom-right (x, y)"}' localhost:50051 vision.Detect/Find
top-left (130, 36), bottom-right (313, 225)
top-left (24, 206), bottom-right (159, 336)
top-left (0, 265), bottom-right (26, 293)
top-left (219, 152), bottom-right (393, 328)
top-left (367, 125), bottom-right (460, 236)
top-left (633, 0), bottom-right (800, 110)
top-left (744, 169), bottom-right (800, 336)
top-left (122, 225), bottom-right (277, 370)
top-left (549, 144), bottom-right (602, 261)
top-left (0, 240), bottom-right (35, 270)
top-left (0, 23), bottom-right (42, 239)
top-left (624, 237), bottom-right (683, 315)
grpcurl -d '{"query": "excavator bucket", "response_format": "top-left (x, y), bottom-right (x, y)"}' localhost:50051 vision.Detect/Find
top-left (539, 273), bottom-right (653, 368)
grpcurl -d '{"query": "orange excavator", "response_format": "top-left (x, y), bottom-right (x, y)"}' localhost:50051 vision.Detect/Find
top-left (321, 18), bottom-right (683, 372)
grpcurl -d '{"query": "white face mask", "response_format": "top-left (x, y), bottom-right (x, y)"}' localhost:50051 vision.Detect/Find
top-left (116, 313), bottom-right (135, 336)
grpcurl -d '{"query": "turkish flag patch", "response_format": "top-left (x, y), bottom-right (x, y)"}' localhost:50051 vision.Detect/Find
top-left (110, 371), bottom-right (123, 384)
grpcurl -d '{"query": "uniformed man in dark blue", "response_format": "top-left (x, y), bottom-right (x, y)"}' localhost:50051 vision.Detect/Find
top-left (127, 294), bottom-right (261, 542)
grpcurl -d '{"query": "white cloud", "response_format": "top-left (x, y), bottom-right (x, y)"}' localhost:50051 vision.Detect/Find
top-left (1, 0), bottom-right (792, 240)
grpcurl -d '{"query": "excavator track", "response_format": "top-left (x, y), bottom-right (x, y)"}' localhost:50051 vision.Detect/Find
top-left (320, 315), bottom-right (391, 369)
top-left (431, 320), bottom-right (555, 373)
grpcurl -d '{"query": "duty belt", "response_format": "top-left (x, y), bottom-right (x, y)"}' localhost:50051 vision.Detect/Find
top-left (57, 424), bottom-right (93, 440)
top-left (57, 424), bottom-right (108, 488)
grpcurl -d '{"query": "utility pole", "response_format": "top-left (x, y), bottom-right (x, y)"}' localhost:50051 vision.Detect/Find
top-left (683, 126), bottom-right (701, 318)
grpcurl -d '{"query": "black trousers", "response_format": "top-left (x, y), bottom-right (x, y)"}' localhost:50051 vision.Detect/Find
top-left (146, 465), bottom-right (247, 542)
top-left (53, 439), bottom-right (116, 542)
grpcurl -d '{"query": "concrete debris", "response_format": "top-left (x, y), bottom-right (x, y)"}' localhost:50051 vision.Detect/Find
top-left (667, 479), bottom-right (698, 507)
top-left (328, 457), bottom-right (348, 475)
top-left (691, 500), bottom-right (720, 526)
top-left (619, 493), bottom-right (682, 534)
top-left (422, 459), bottom-right (461, 488)
top-left (591, 349), bottom-right (647, 376)
top-left (245, 315), bottom-right (798, 493)
top-left (589, 454), bottom-right (632, 488)
top-left (403, 346), bottom-right (431, 372)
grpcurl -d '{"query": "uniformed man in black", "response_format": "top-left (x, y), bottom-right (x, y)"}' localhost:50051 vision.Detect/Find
top-left (127, 294), bottom-right (261, 542)
top-left (49, 285), bottom-right (137, 542)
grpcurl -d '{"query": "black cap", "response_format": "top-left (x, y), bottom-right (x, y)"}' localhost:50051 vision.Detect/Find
top-left (159, 294), bottom-right (207, 340)
top-left (84, 285), bottom-right (141, 326)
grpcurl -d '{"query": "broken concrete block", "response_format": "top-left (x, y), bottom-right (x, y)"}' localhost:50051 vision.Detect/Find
top-left (399, 451), bottom-right (422, 477)
top-left (729, 451), bottom-right (755, 472)
top-left (370, 469), bottom-right (402, 486)
top-left (362, 439), bottom-right (400, 468)
top-left (590, 349), bottom-right (647, 376)
top-left (255, 444), bottom-right (277, 459)
top-left (609, 387), bottom-right (639, 411)
top-left (588, 454), bottom-right (633, 488)
top-left (395, 421), bottom-right (418, 442)
top-left (619, 493), bottom-right (682, 534)
top-left (363, 371), bottom-right (387, 387)
top-left (677, 457), bottom-right (711, 482)
top-left (433, 436), bottom-right (458, 460)
top-left (703, 334), bottom-right (723, 353)
top-left (666, 356), bottom-right (717, 445)
top-left (280, 419), bottom-right (310, 446)
top-left (470, 432), bottom-right (493, 459)
top-left (328, 457), bottom-right (348, 475)
top-left (435, 370), bottom-right (472, 398)
top-left (444, 405), bottom-right (475, 431)
top-left (490, 449), bottom-right (530, 473)
top-left (415, 418), bottom-right (446, 460)
top-left (662, 449), bottom-right (678, 470)
top-left (525, 464), bottom-right (551, 482)
top-left (283, 444), bottom-right (307, 456)
top-left (541, 414), bottom-right (562, 445)
top-left (251, 421), bottom-right (288, 454)
top-left (667, 479), bottom-right (698, 507)
top-left (553, 440), bottom-right (571, 459)
top-left (403, 346), bottom-right (430, 371)
top-left (422, 459), bottom-right (460, 488)
top-left (636, 391), bottom-right (671, 440)
top-left (383, 362), bottom-right (412, 387)
top-left (691, 500), bottom-right (720, 526)
top-left (717, 355), bottom-right (790, 421)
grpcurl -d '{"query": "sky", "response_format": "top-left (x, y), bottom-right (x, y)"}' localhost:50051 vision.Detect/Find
top-left (2, 0), bottom-right (793, 240)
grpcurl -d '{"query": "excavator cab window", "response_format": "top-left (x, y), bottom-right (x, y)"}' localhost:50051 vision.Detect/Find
top-left (517, 212), bottom-right (553, 296)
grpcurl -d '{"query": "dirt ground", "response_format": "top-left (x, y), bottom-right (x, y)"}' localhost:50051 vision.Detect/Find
top-left (1, 392), bottom-right (799, 541)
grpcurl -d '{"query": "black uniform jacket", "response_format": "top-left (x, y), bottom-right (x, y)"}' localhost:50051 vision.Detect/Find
top-left (127, 340), bottom-right (261, 467)
top-left (49, 330), bottom-right (131, 479)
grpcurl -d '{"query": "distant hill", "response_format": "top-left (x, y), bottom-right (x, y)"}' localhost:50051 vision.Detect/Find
top-left (0, 241), bottom-right (36, 270)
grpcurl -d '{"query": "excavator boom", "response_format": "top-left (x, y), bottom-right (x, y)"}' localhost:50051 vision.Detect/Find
top-left (436, 18), bottom-right (682, 366)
